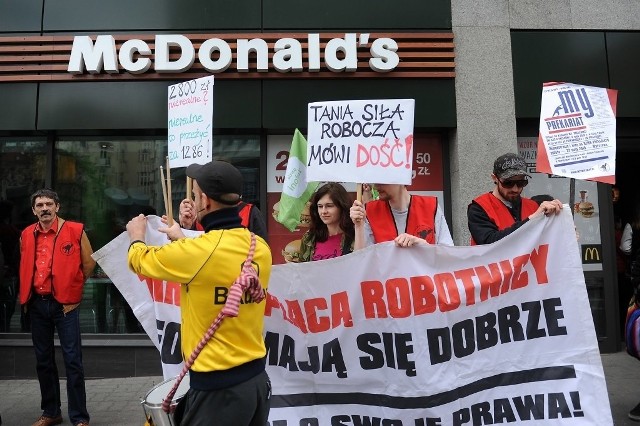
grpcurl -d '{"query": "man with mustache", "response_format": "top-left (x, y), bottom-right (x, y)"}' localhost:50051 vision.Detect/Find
top-left (19, 189), bottom-right (95, 426)
top-left (467, 153), bottom-right (562, 245)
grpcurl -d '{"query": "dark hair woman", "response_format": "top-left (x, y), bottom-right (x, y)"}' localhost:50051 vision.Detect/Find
top-left (298, 183), bottom-right (355, 262)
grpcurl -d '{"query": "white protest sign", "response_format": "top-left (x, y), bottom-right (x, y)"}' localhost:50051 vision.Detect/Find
top-left (92, 209), bottom-right (613, 425)
top-left (265, 207), bottom-right (612, 425)
top-left (537, 82), bottom-right (617, 184)
top-left (307, 99), bottom-right (415, 184)
top-left (167, 76), bottom-right (214, 168)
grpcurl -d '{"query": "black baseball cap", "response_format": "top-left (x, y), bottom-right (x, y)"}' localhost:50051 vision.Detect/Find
top-left (186, 160), bottom-right (243, 205)
top-left (493, 153), bottom-right (531, 180)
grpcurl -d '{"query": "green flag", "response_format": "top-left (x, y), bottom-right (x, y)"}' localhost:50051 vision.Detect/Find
top-left (276, 129), bottom-right (319, 231)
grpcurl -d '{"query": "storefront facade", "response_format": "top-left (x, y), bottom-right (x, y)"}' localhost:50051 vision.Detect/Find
top-left (1, 0), bottom-right (639, 378)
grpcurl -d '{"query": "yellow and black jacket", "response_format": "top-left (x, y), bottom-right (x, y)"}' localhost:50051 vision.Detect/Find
top-left (128, 208), bottom-right (272, 390)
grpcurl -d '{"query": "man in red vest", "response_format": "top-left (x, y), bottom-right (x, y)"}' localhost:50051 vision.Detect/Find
top-left (19, 189), bottom-right (95, 426)
top-left (468, 153), bottom-right (562, 245)
top-left (349, 183), bottom-right (453, 250)
top-left (178, 161), bottom-right (267, 241)
top-left (179, 198), bottom-right (268, 242)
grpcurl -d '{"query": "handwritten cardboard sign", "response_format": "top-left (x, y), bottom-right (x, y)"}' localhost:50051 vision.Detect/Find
top-left (306, 99), bottom-right (415, 184)
top-left (167, 76), bottom-right (214, 168)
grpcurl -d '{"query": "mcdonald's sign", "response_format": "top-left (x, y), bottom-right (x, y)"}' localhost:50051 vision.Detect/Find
top-left (582, 244), bottom-right (602, 264)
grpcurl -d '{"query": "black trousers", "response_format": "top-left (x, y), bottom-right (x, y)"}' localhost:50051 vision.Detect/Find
top-left (176, 370), bottom-right (271, 426)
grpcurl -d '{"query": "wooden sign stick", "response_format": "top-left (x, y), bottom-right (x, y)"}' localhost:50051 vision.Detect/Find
top-left (166, 156), bottom-right (174, 226)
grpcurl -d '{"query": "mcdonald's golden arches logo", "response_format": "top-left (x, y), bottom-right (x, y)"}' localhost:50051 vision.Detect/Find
top-left (582, 245), bottom-right (601, 264)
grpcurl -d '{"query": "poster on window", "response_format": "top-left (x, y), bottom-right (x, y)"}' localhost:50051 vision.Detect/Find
top-left (167, 76), bottom-right (214, 168)
top-left (518, 138), bottom-right (601, 271)
top-left (537, 82), bottom-right (617, 184)
top-left (266, 134), bottom-right (445, 264)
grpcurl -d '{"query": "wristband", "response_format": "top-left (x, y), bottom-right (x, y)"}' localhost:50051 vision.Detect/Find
top-left (128, 240), bottom-right (146, 250)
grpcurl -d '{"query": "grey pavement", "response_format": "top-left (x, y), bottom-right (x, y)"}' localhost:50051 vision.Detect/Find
top-left (0, 375), bottom-right (163, 426)
top-left (1, 351), bottom-right (639, 425)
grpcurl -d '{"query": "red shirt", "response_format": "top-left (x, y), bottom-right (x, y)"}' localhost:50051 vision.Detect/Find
top-left (33, 217), bottom-right (58, 295)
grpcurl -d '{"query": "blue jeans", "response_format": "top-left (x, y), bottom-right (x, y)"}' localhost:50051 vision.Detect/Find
top-left (30, 296), bottom-right (89, 425)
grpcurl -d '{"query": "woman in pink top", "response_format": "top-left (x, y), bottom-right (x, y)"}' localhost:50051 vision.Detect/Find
top-left (298, 183), bottom-right (355, 262)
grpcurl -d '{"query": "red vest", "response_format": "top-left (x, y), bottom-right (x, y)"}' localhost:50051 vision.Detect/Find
top-left (194, 202), bottom-right (251, 231)
top-left (471, 192), bottom-right (539, 245)
top-left (366, 196), bottom-right (437, 244)
top-left (238, 202), bottom-right (251, 227)
top-left (20, 219), bottom-right (86, 304)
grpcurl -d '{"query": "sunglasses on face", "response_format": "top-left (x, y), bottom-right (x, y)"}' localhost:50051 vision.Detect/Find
top-left (499, 178), bottom-right (529, 189)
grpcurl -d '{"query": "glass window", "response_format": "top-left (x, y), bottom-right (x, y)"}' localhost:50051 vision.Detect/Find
top-left (55, 137), bottom-right (168, 334)
top-left (213, 136), bottom-right (261, 207)
top-left (517, 137), bottom-right (606, 339)
top-left (0, 139), bottom-right (47, 333)
top-left (52, 135), bottom-right (261, 334)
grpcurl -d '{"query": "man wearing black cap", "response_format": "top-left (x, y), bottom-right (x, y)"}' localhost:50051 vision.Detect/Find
top-left (126, 160), bottom-right (272, 426)
top-left (467, 153), bottom-right (562, 245)
top-left (178, 198), bottom-right (268, 242)
top-left (177, 159), bottom-right (268, 241)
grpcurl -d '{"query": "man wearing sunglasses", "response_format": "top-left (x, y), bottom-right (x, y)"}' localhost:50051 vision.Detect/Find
top-left (467, 153), bottom-right (562, 245)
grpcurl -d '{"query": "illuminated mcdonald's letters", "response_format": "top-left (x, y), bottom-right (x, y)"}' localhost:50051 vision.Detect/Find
top-left (67, 34), bottom-right (400, 75)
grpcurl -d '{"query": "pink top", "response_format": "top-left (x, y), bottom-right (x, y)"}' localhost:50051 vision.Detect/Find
top-left (312, 233), bottom-right (343, 261)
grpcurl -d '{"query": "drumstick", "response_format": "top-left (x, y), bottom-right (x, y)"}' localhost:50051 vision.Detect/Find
top-left (166, 156), bottom-right (174, 226)
top-left (160, 166), bottom-right (169, 219)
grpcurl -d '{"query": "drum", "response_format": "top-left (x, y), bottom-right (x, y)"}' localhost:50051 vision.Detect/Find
top-left (141, 375), bottom-right (190, 426)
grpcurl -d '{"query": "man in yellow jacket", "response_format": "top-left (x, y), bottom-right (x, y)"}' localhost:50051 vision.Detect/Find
top-left (127, 160), bottom-right (272, 426)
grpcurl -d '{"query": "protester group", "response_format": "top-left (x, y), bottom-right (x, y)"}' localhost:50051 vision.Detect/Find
top-left (11, 150), bottom-right (636, 426)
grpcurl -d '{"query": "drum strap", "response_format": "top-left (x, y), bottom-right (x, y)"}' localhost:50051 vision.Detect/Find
top-left (162, 232), bottom-right (264, 414)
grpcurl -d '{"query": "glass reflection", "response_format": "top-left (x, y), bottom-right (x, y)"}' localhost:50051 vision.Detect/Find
top-left (0, 140), bottom-right (47, 332)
